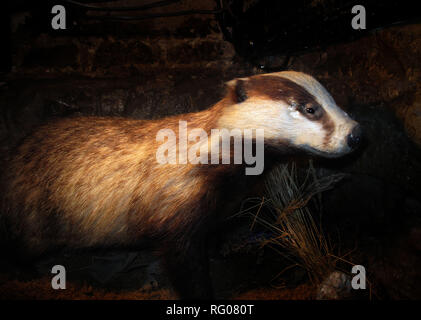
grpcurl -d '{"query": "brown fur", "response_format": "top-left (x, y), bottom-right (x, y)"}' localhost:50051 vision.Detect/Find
top-left (0, 90), bottom-right (261, 298)
top-left (1, 98), bottom-right (236, 253)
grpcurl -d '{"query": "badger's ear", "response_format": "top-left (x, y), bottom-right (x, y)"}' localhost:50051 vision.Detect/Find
top-left (226, 78), bottom-right (248, 103)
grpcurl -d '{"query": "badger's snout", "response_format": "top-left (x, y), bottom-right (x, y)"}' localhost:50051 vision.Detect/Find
top-left (346, 124), bottom-right (362, 149)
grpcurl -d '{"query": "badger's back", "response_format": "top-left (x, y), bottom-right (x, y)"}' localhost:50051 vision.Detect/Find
top-left (1, 116), bottom-right (220, 255)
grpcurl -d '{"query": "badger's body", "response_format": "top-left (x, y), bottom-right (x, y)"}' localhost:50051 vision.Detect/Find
top-left (0, 71), bottom-right (360, 298)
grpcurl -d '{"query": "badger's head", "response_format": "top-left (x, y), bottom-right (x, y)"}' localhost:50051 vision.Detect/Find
top-left (218, 71), bottom-right (361, 158)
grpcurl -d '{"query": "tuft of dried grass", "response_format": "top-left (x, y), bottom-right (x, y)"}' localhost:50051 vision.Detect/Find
top-left (237, 161), bottom-right (347, 284)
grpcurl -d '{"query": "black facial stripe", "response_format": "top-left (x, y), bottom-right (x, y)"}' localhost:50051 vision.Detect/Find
top-left (243, 75), bottom-right (321, 108)
top-left (243, 75), bottom-right (329, 119)
top-left (240, 74), bottom-right (336, 146)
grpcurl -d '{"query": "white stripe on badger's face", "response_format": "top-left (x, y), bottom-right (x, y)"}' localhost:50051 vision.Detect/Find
top-left (218, 71), bottom-right (359, 157)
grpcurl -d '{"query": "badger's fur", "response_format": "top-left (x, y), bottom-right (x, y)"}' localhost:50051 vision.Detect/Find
top-left (0, 71), bottom-right (359, 298)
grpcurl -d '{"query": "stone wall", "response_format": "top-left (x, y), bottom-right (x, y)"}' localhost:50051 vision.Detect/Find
top-left (10, 0), bottom-right (236, 77)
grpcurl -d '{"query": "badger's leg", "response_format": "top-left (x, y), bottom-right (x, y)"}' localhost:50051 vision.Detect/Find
top-left (163, 233), bottom-right (213, 299)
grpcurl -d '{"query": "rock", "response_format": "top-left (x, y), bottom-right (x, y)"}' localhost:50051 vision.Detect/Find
top-left (316, 271), bottom-right (352, 300)
top-left (401, 92), bottom-right (421, 147)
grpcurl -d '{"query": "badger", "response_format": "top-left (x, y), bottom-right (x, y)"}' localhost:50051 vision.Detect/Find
top-left (0, 71), bottom-right (361, 299)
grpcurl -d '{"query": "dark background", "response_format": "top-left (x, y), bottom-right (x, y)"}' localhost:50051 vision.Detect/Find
top-left (0, 0), bottom-right (420, 299)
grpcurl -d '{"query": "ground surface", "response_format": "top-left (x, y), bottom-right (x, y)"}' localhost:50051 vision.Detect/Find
top-left (0, 274), bottom-right (316, 300)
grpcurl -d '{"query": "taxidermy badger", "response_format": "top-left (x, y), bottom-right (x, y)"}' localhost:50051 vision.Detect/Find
top-left (0, 71), bottom-right (361, 299)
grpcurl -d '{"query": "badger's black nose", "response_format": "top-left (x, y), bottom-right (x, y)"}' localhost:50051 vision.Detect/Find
top-left (347, 124), bottom-right (362, 149)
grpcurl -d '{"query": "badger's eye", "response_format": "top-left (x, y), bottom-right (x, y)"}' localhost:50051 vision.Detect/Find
top-left (306, 107), bottom-right (315, 114)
